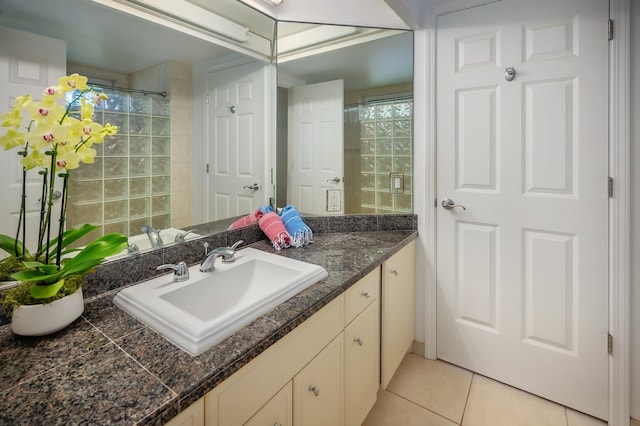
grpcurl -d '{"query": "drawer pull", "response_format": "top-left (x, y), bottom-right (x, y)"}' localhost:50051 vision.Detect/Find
top-left (390, 269), bottom-right (399, 276)
top-left (361, 291), bottom-right (370, 299)
top-left (354, 337), bottom-right (363, 346)
top-left (309, 385), bottom-right (320, 397)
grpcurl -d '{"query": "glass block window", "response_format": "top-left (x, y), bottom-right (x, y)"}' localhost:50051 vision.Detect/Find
top-left (359, 98), bottom-right (413, 213)
top-left (66, 89), bottom-right (171, 239)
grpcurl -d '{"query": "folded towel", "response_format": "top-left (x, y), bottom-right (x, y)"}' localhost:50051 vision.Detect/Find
top-left (228, 209), bottom-right (264, 230)
top-left (258, 212), bottom-right (291, 250)
top-left (279, 205), bottom-right (313, 247)
top-left (258, 205), bottom-right (273, 214)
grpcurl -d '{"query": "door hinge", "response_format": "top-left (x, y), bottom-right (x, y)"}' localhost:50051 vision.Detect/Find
top-left (206, 163), bottom-right (210, 174)
top-left (608, 177), bottom-right (614, 197)
top-left (608, 333), bottom-right (613, 355)
top-left (608, 19), bottom-right (614, 40)
top-left (205, 94), bottom-right (210, 105)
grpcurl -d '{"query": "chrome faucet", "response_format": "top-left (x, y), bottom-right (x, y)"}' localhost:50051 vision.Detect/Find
top-left (156, 261), bottom-right (189, 281)
top-left (174, 229), bottom-right (195, 243)
top-left (141, 225), bottom-right (163, 248)
top-left (199, 240), bottom-right (244, 272)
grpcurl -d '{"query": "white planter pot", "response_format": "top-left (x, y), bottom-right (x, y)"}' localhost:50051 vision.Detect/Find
top-left (11, 288), bottom-right (84, 336)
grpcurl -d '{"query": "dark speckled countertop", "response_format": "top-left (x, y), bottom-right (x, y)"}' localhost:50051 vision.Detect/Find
top-left (0, 215), bottom-right (416, 425)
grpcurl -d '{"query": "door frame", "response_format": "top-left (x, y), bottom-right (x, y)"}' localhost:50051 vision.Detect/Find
top-left (413, 0), bottom-right (631, 424)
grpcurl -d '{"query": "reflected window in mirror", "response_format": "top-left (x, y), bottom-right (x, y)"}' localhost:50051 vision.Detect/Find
top-left (66, 85), bottom-right (172, 244)
top-left (349, 95), bottom-right (413, 214)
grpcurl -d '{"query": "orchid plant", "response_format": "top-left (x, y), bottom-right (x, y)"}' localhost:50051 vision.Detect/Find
top-left (0, 73), bottom-right (128, 305)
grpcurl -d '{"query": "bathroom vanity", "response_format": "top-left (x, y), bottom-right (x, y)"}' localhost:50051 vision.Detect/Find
top-left (0, 217), bottom-right (416, 425)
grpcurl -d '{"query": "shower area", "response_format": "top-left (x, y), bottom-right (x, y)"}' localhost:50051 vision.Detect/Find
top-left (344, 96), bottom-right (413, 214)
top-left (63, 60), bottom-right (193, 243)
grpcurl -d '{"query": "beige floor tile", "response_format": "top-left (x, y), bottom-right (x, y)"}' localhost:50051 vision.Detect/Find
top-left (363, 390), bottom-right (458, 426)
top-left (566, 408), bottom-right (606, 426)
top-left (386, 354), bottom-right (472, 423)
top-left (462, 374), bottom-right (566, 426)
top-left (631, 418), bottom-right (640, 426)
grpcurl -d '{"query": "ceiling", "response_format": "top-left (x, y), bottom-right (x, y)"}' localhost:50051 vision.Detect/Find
top-left (0, 0), bottom-right (412, 91)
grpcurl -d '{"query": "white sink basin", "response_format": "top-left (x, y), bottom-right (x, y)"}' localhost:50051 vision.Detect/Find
top-left (113, 248), bottom-right (328, 355)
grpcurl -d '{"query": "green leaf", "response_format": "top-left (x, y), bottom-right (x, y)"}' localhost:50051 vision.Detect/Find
top-left (0, 234), bottom-right (30, 257)
top-left (30, 278), bottom-right (65, 299)
top-left (47, 224), bottom-right (98, 257)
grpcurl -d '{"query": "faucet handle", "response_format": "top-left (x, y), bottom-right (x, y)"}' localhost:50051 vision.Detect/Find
top-left (174, 229), bottom-right (196, 243)
top-left (156, 261), bottom-right (189, 281)
top-left (229, 240), bottom-right (244, 250)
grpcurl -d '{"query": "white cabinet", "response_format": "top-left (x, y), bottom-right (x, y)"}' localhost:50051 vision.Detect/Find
top-left (205, 296), bottom-right (344, 426)
top-left (345, 301), bottom-right (379, 425)
top-left (344, 268), bottom-right (380, 426)
top-left (381, 240), bottom-right (416, 389)
top-left (244, 382), bottom-right (292, 426)
top-left (293, 333), bottom-right (344, 425)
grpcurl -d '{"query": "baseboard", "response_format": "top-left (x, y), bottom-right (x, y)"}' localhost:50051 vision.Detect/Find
top-left (412, 340), bottom-right (425, 357)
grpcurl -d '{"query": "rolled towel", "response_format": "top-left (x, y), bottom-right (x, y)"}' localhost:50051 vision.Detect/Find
top-left (279, 205), bottom-right (313, 247)
top-left (228, 209), bottom-right (264, 230)
top-left (258, 212), bottom-right (291, 250)
top-left (258, 205), bottom-right (274, 214)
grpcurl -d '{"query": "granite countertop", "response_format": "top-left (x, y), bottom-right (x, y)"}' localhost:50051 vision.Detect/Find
top-left (0, 228), bottom-right (417, 425)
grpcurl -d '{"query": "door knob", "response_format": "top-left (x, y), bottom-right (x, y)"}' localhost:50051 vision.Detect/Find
top-left (243, 183), bottom-right (260, 191)
top-left (326, 176), bottom-right (341, 183)
top-left (441, 198), bottom-right (466, 210)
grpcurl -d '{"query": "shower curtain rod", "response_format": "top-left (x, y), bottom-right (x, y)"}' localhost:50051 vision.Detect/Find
top-left (344, 95), bottom-right (413, 108)
top-left (90, 84), bottom-right (167, 98)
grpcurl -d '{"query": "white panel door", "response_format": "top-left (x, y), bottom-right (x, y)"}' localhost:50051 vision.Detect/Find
top-left (0, 27), bottom-right (66, 253)
top-left (288, 80), bottom-right (343, 215)
top-left (207, 62), bottom-right (266, 220)
top-left (435, 0), bottom-right (609, 419)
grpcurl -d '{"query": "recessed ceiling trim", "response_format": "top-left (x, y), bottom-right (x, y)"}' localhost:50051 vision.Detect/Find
top-left (126, 0), bottom-right (248, 42)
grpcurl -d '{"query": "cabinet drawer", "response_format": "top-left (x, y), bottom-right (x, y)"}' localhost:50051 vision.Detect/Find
top-left (244, 382), bottom-right (292, 426)
top-left (345, 268), bottom-right (380, 325)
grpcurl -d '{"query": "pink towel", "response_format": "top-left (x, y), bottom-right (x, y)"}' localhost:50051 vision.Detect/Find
top-left (229, 209), bottom-right (264, 230)
top-left (258, 212), bottom-right (291, 250)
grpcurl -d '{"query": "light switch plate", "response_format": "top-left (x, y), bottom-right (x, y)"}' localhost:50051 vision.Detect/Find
top-left (390, 173), bottom-right (404, 194)
top-left (326, 189), bottom-right (341, 212)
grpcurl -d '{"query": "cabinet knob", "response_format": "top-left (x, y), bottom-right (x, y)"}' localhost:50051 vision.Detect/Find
top-left (308, 385), bottom-right (320, 397)
top-left (361, 291), bottom-right (370, 299)
top-left (390, 269), bottom-right (399, 276)
top-left (354, 337), bottom-right (364, 346)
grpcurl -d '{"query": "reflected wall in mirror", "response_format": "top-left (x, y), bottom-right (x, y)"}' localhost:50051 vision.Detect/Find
top-left (276, 22), bottom-right (413, 216)
top-left (0, 0), bottom-right (275, 253)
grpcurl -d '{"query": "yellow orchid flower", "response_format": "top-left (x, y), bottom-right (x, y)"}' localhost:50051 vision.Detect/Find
top-left (76, 145), bottom-right (97, 165)
top-left (101, 123), bottom-right (119, 137)
top-left (80, 98), bottom-right (95, 120)
top-left (0, 128), bottom-right (25, 150)
top-left (59, 73), bottom-right (89, 92)
top-left (20, 148), bottom-right (47, 170)
top-left (42, 84), bottom-right (64, 101)
top-left (12, 94), bottom-right (32, 110)
top-left (1, 108), bottom-right (23, 129)
top-left (25, 101), bottom-right (66, 124)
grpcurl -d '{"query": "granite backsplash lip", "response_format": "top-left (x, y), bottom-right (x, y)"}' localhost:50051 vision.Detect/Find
top-left (0, 214), bottom-right (416, 425)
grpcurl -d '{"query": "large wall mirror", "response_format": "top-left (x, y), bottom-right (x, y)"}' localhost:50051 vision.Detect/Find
top-left (0, 0), bottom-right (413, 260)
top-left (276, 22), bottom-right (413, 216)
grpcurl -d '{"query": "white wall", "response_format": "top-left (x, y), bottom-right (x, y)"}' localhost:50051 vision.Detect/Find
top-left (630, 1), bottom-right (639, 419)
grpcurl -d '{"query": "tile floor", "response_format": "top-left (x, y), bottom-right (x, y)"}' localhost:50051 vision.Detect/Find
top-left (363, 353), bottom-right (624, 426)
